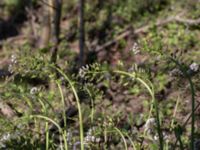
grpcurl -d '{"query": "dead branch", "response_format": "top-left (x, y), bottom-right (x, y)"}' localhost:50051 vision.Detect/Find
top-left (174, 16), bottom-right (200, 25)
top-left (95, 14), bottom-right (200, 52)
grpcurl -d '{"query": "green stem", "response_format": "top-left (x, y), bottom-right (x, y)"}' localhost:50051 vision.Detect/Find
top-left (114, 127), bottom-right (128, 150)
top-left (37, 98), bottom-right (49, 150)
top-left (113, 70), bottom-right (163, 150)
top-left (54, 67), bottom-right (84, 150)
top-left (31, 115), bottom-right (66, 149)
top-left (56, 81), bottom-right (68, 150)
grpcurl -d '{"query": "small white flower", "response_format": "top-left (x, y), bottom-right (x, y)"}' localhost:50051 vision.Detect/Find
top-left (78, 65), bottom-right (90, 78)
top-left (153, 134), bottom-right (159, 141)
top-left (79, 68), bottom-right (86, 78)
top-left (85, 135), bottom-right (97, 143)
top-left (86, 130), bottom-right (92, 136)
top-left (11, 55), bottom-right (17, 64)
top-left (87, 126), bottom-right (97, 136)
top-left (95, 137), bottom-right (101, 143)
top-left (11, 55), bottom-right (16, 59)
top-left (1, 133), bottom-right (11, 141)
top-left (163, 132), bottom-right (169, 140)
top-left (82, 65), bottom-right (89, 70)
top-left (131, 43), bottom-right (140, 55)
top-left (90, 136), bottom-right (96, 142)
top-left (30, 87), bottom-right (38, 95)
top-left (85, 136), bottom-right (90, 142)
top-left (84, 127), bottom-right (101, 143)
top-left (190, 62), bottom-right (199, 72)
top-left (60, 77), bottom-right (65, 82)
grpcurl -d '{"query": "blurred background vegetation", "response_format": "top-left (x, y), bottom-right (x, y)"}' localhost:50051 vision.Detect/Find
top-left (0, 0), bottom-right (200, 149)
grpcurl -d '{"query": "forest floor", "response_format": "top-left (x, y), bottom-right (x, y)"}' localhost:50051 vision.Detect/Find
top-left (0, 0), bottom-right (200, 149)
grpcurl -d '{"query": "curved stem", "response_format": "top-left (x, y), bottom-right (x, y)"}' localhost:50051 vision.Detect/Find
top-left (56, 81), bottom-right (68, 150)
top-left (54, 67), bottom-right (84, 150)
top-left (113, 70), bottom-right (163, 150)
top-left (114, 127), bottom-right (128, 150)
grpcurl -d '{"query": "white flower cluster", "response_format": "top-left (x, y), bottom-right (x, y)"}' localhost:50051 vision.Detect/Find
top-left (153, 131), bottom-right (169, 142)
top-left (0, 133), bottom-right (11, 141)
top-left (131, 43), bottom-right (140, 55)
top-left (79, 65), bottom-right (89, 78)
top-left (189, 62), bottom-right (199, 72)
top-left (0, 131), bottom-right (22, 148)
top-left (144, 118), bottom-right (169, 142)
top-left (11, 55), bottom-right (17, 64)
top-left (84, 127), bottom-right (101, 143)
top-left (8, 54), bottom-right (18, 73)
top-left (0, 133), bottom-right (11, 148)
top-left (30, 87), bottom-right (38, 95)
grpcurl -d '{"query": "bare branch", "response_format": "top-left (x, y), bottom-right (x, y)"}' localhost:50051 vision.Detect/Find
top-left (175, 16), bottom-right (200, 25)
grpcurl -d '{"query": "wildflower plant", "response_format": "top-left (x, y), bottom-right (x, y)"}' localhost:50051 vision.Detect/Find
top-left (0, 42), bottom-right (199, 150)
top-left (76, 61), bottom-right (165, 149)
